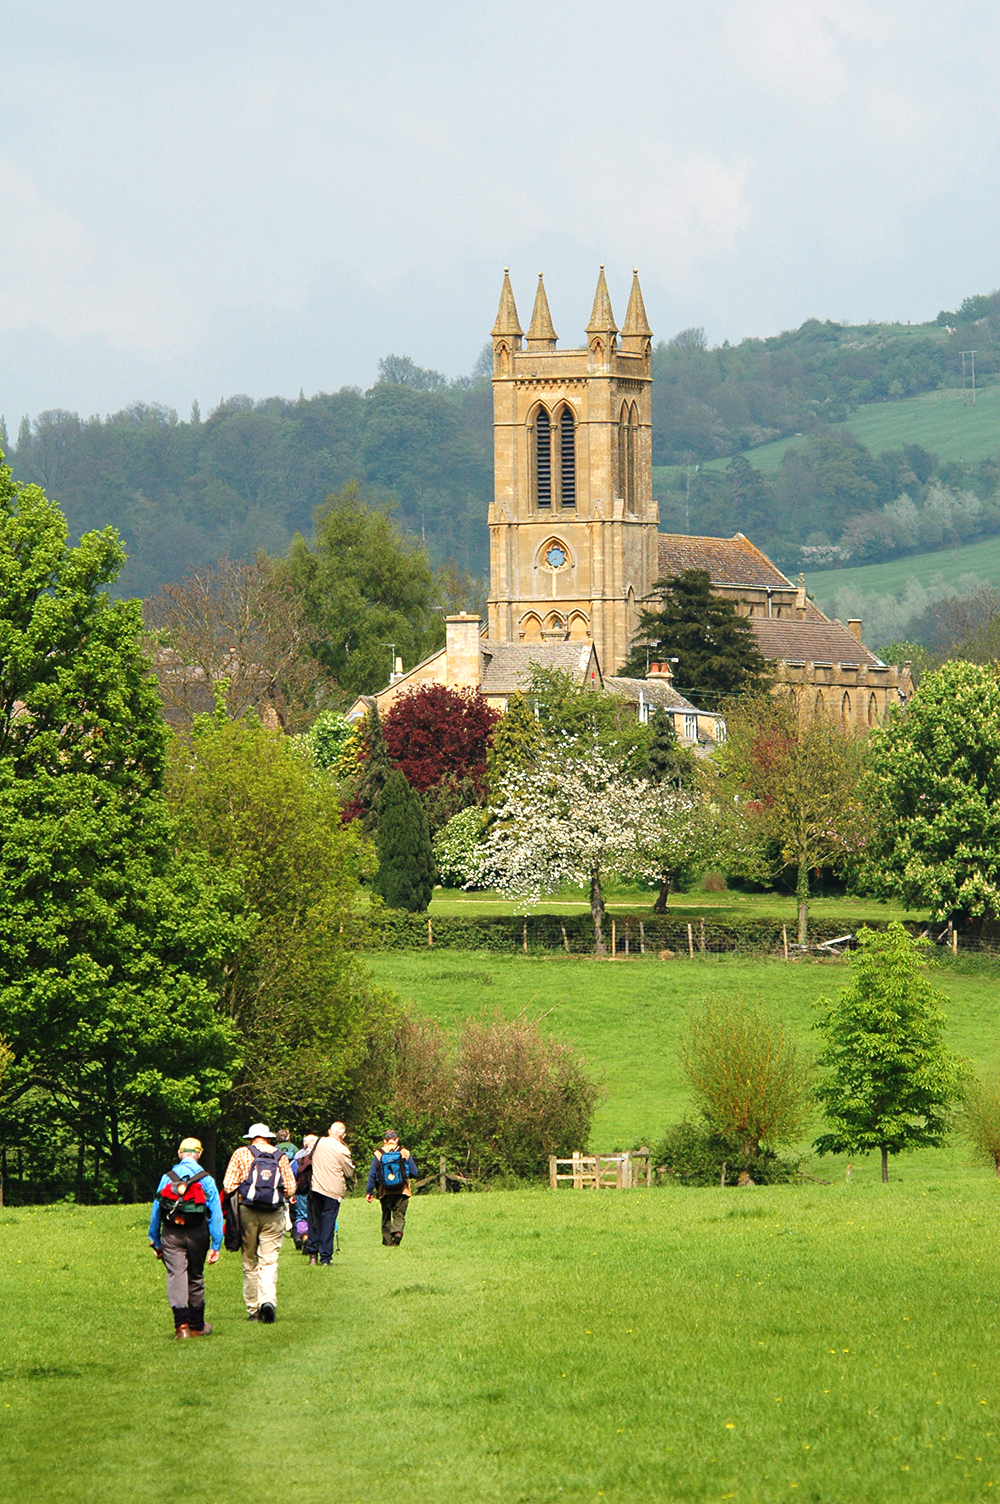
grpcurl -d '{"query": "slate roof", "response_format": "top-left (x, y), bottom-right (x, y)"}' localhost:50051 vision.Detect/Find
top-left (479, 640), bottom-right (600, 695)
top-left (656, 533), bottom-right (795, 589)
top-left (604, 676), bottom-right (700, 712)
top-left (749, 617), bottom-right (884, 667)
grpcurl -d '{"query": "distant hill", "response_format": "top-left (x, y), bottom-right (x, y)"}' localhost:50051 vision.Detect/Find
top-left (3, 291), bottom-right (999, 599)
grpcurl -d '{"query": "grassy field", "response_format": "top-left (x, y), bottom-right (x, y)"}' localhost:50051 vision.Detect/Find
top-left (426, 886), bottom-right (928, 927)
top-left (805, 530), bottom-right (1000, 616)
top-left (5, 1176), bottom-right (1000, 1503)
top-left (367, 951), bottom-right (998, 1166)
top-left (652, 378), bottom-right (1000, 489)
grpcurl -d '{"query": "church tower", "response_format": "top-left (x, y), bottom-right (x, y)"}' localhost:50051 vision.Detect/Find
top-left (487, 267), bottom-right (659, 672)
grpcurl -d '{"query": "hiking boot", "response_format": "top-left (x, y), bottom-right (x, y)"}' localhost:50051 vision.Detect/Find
top-left (259, 1303), bottom-right (276, 1324)
top-left (308, 1255), bottom-right (318, 1265)
top-left (247, 1311), bottom-right (259, 1321)
top-left (174, 1324), bottom-right (191, 1340)
top-left (189, 1323), bottom-right (213, 1336)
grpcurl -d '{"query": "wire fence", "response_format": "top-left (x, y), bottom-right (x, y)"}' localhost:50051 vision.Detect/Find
top-left (363, 911), bottom-right (1000, 958)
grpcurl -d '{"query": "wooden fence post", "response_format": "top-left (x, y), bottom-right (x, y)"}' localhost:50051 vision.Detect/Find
top-left (549, 1156), bottom-right (558, 1190)
top-left (561, 922), bottom-right (570, 953)
top-left (687, 923), bottom-right (694, 959)
top-left (428, 916), bottom-right (433, 947)
top-left (639, 922), bottom-right (645, 954)
top-left (572, 1151), bottom-right (582, 1190)
top-left (611, 919), bottom-right (617, 957)
top-left (782, 924), bottom-right (789, 962)
top-left (699, 918), bottom-right (706, 953)
top-left (953, 926), bottom-right (959, 955)
top-left (522, 920), bottom-right (528, 954)
top-left (624, 922), bottom-right (630, 957)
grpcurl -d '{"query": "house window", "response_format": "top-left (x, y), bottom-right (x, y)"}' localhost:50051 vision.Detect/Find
top-left (684, 713), bottom-right (697, 741)
top-left (535, 408), bottom-right (552, 507)
top-left (560, 408), bottom-right (576, 508)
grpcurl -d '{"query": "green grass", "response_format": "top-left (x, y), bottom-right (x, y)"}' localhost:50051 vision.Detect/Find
top-left (426, 886), bottom-right (927, 926)
top-left (653, 378), bottom-right (1000, 489)
top-left (367, 951), bottom-right (998, 1166)
top-left (6, 1177), bottom-right (1000, 1503)
top-left (805, 530), bottom-right (1000, 615)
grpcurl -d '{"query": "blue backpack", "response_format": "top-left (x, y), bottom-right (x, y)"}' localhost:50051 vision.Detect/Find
top-left (240, 1147), bottom-right (286, 1208)
top-left (379, 1148), bottom-right (407, 1191)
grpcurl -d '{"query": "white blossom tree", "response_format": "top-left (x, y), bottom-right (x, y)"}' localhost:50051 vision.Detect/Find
top-left (470, 738), bottom-right (713, 954)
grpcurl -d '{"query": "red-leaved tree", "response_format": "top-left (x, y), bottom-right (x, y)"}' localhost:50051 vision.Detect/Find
top-left (383, 685), bottom-right (500, 807)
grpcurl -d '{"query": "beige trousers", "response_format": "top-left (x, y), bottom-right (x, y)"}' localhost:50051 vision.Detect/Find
top-left (239, 1206), bottom-right (285, 1313)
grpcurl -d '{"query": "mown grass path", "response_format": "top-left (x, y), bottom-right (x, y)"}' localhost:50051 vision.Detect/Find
top-left (2, 1183), bottom-right (999, 1503)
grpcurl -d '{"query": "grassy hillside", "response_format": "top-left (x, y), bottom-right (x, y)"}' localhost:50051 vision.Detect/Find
top-left (805, 531), bottom-right (1000, 637)
top-left (654, 378), bottom-right (1000, 493)
top-left (367, 951), bottom-right (996, 1167)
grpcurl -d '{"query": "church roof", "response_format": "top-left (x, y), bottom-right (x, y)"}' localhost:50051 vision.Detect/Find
top-left (749, 617), bottom-right (884, 667)
top-left (604, 676), bottom-right (700, 712)
top-left (479, 640), bottom-right (600, 695)
top-left (656, 533), bottom-right (794, 590)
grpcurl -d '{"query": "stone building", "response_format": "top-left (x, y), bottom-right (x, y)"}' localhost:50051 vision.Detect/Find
top-left (487, 267), bottom-right (660, 674)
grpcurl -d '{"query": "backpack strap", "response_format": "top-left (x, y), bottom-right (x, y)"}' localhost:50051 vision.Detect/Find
top-left (166, 1168), bottom-right (207, 1192)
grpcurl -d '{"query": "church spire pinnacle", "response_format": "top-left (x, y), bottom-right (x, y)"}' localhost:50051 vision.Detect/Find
top-left (526, 273), bottom-right (557, 351)
top-left (621, 268), bottom-right (652, 361)
top-left (585, 265), bottom-right (618, 336)
top-left (491, 268), bottom-right (523, 340)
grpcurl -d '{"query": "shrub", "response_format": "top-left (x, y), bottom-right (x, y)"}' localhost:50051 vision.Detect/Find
top-left (656, 1121), bottom-right (800, 1187)
top-left (433, 806), bottom-right (484, 887)
top-left (963, 1071), bottom-right (1000, 1177)
top-left (682, 994), bottom-right (813, 1161)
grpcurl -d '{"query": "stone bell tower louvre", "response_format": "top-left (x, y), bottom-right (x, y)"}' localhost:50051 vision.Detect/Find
top-left (487, 266), bottom-right (659, 674)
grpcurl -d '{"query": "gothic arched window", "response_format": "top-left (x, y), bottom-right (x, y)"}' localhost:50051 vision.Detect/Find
top-left (535, 407), bottom-right (552, 508)
top-left (841, 691), bottom-right (852, 728)
top-left (868, 692), bottom-right (879, 727)
top-left (559, 407), bottom-right (576, 508)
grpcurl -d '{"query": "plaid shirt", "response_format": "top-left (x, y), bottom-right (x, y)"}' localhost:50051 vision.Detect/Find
top-left (223, 1144), bottom-right (297, 1200)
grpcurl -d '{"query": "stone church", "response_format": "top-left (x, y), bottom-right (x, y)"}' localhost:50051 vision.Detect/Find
top-left (349, 268), bottom-right (910, 734)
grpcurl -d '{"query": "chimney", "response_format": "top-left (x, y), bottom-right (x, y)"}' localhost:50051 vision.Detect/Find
top-left (795, 572), bottom-right (807, 621)
top-left (647, 661), bottom-right (675, 683)
top-left (848, 619), bottom-right (863, 643)
top-left (445, 613), bottom-right (481, 691)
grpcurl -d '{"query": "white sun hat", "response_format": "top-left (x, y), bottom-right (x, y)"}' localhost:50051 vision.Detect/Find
top-left (243, 1123), bottom-right (277, 1140)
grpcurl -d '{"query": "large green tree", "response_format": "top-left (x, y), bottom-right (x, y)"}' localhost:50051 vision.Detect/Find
top-left (860, 660), bottom-right (1000, 924)
top-left (623, 570), bottom-right (770, 704)
top-left (280, 482), bottom-right (442, 697)
top-left (0, 459), bottom-right (243, 1200)
top-left (814, 924), bottom-right (967, 1182)
top-left (165, 707), bottom-right (380, 1135)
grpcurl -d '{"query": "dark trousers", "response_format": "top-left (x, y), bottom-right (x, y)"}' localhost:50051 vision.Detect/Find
top-left (161, 1222), bottom-right (210, 1327)
top-left (380, 1192), bottom-right (408, 1245)
top-left (307, 1192), bottom-right (340, 1263)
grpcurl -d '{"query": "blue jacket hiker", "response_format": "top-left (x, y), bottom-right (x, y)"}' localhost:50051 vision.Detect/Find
top-left (365, 1130), bottom-right (418, 1246)
top-left (148, 1137), bottom-right (223, 1339)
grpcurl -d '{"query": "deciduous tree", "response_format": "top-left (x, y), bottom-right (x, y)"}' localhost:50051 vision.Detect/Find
top-left (860, 660), bottom-right (1000, 925)
top-left (382, 683), bottom-right (499, 801)
top-left (814, 924), bottom-right (967, 1182)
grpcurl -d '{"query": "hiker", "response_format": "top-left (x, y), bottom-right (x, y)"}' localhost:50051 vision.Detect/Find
top-left (148, 1136), bottom-right (222, 1340)
top-left (222, 1123), bottom-right (296, 1323)
top-left (308, 1121), bottom-right (354, 1266)
top-left (365, 1129), bottom-right (418, 1246)
top-left (273, 1128), bottom-right (298, 1239)
top-left (294, 1133), bottom-right (318, 1251)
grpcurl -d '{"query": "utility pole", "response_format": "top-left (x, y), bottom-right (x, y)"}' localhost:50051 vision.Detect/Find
top-left (961, 350), bottom-right (977, 406)
top-left (685, 464), bottom-right (699, 534)
top-left (385, 641), bottom-right (396, 685)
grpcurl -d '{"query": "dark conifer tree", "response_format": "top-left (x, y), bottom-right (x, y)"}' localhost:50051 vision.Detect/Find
top-left (624, 569), bottom-right (769, 703)
top-left (355, 705), bottom-right (392, 831)
top-left (373, 769), bottom-right (435, 912)
top-left (645, 705), bottom-right (694, 788)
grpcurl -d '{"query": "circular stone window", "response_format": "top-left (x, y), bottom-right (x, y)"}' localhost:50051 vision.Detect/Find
top-left (545, 544), bottom-right (567, 570)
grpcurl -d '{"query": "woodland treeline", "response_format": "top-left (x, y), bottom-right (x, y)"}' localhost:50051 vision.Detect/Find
top-left (3, 290), bottom-right (999, 597)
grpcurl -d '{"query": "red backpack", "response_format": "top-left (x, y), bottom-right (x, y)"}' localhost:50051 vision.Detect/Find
top-left (158, 1169), bottom-right (209, 1226)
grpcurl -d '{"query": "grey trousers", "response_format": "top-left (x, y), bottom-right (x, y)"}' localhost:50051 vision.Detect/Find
top-left (161, 1223), bottom-right (210, 1311)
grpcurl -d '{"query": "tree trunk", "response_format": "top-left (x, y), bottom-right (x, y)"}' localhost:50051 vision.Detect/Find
top-left (652, 872), bottom-right (672, 915)
top-left (590, 867), bottom-right (606, 957)
top-left (881, 1145), bottom-right (889, 1183)
top-left (201, 1125), bottom-right (218, 1180)
top-left (796, 857), bottom-right (809, 947)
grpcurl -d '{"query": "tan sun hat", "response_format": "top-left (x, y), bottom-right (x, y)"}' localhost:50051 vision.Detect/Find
top-left (178, 1137), bottom-right (203, 1157)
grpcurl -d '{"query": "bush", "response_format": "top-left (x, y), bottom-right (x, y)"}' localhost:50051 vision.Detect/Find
top-left (963, 1071), bottom-right (1000, 1177)
top-left (433, 806), bottom-right (484, 887)
top-left (682, 994), bottom-right (813, 1159)
top-left (656, 1121), bottom-right (801, 1187)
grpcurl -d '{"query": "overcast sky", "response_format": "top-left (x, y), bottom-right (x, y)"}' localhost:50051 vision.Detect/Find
top-left (2, 0), bottom-right (999, 426)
